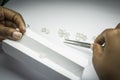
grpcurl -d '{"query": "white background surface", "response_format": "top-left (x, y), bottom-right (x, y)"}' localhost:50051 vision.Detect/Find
top-left (6, 0), bottom-right (120, 43)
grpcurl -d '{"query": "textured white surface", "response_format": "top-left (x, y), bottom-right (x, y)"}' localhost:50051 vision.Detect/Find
top-left (3, 28), bottom-right (86, 80)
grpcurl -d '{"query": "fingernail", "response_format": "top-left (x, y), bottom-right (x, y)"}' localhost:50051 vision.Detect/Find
top-left (12, 32), bottom-right (22, 40)
top-left (16, 28), bottom-right (20, 31)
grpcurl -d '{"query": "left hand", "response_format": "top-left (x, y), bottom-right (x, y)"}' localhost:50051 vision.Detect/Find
top-left (0, 6), bottom-right (26, 41)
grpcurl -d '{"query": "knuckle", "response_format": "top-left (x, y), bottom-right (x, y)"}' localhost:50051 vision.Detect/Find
top-left (103, 28), bottom-right (114, 36)
top-left (16, 13), bottom-right (22, 18)
top-left (103, 28), bottom-right (114, 33)
top-left (13, 13), bottom-right (23, 21)
top-left (104, 28), bottom-right (120, 38)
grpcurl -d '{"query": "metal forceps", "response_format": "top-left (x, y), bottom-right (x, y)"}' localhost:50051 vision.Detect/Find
top-left (64, 39), bottom-right (91, 48)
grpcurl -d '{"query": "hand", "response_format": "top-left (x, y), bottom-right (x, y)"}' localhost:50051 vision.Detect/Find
top-left (0, 6), bottom-right (26, 41)
top-left (92, 23), bottom-right (120, 80)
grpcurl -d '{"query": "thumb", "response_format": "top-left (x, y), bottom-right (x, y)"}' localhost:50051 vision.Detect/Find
top-left (92, 43), bottom-right (103, 57)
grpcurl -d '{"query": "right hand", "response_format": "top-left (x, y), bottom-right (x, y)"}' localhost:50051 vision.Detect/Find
top-left (92, 23), bottom-right (120, 80)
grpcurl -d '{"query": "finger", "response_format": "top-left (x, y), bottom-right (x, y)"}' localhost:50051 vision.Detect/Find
top-left (0, 24), bottom-right (22, 40)
top-left (12, 13), bottom-right (26, 34)
top-left (115, 23), bottom-right (120, 29)
top-left (0, 20), bottom-right (17, 28)
top-left (92, 43), bottom-right (103, 57)
top-left (3, 7), bottom-right (26, 34)
top-left (0, 7), bottom-right (4, 21)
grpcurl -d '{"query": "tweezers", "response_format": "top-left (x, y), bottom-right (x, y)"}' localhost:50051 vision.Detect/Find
top-left (64, 39), bottom-right (91, 48)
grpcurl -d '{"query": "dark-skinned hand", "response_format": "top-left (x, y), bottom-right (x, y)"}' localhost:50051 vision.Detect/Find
top-left (92, 23), bottom-right (120, 80)
top-left (0, 6), bottom-right (26, 42)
